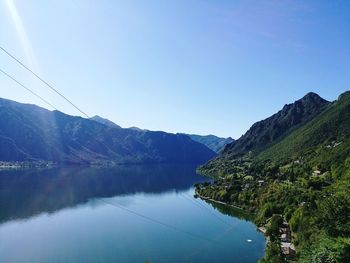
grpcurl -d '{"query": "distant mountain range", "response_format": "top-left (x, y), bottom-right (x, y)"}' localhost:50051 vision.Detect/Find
top-left (90, 116), bottom-right (234, 153)
top-left (89, 113), bottom-right (234, 153)
top-left (0, 97), bottom-right (216, 164)
top-left (183, 134), bottom-right (234, 153)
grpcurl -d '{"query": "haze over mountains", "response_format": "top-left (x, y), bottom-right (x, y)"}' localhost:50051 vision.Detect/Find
top-left (183, 134), bottom-right (234, 153)
top-left (91, 115), bottom-right (234, 153)
top-left (0, 97), bottom-right (217, 164)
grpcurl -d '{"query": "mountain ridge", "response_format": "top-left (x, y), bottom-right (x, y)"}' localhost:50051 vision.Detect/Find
top-left (90, 115), bottom-right (122, 129)
top-left (183, 134), bottom-right (234, 153)
top-left (89, 115), bottom-right (233, 153)
top-left (196, 91), bottom-right (350, 262)
top-left (222, 92), bottom-right (330, 156)
top-left (0, 97), bottom-right (215, 164)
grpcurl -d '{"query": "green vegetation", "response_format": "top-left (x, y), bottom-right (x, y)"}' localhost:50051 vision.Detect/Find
top-left (196, 91), bottom-right (350, 262)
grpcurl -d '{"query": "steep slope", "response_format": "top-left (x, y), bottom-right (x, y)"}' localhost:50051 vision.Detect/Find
top-left (200, 92), bottom-right (330, 176)
top-left (223, 92), bottom-right (330, 156)
top-left (196, 91), bottom-right (350, 263)
top-left (0, 98), bottom-right (215, 164)
top-left (259, 91), bottom-right (350, 168)
top-left (184, 134), bottom-right (234, 153)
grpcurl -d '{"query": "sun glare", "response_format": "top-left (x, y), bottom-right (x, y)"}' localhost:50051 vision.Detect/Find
top-left (5, 0), bottom-right (39, 70)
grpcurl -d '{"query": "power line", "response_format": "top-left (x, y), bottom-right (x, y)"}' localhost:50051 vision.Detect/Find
top-left (0, 68), bottom-right (58, 110)
top-left (180, 193), bottom-right (231, 227)
top-left (100, 199), bottom-right (214, 243)
top-left (0, 50), bottom-right (115, 156)
top-left (189, 223), bottom-right (236, 260)
top-left (0, 46), bottom-right (89, 118)
top-left (0, 67), bottom-right (114, 156)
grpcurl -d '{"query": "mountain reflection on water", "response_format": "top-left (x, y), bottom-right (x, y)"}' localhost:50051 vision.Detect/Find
top-left (0, 164), bottom-right (208, 223)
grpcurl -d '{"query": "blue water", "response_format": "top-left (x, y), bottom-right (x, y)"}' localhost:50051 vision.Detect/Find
top-left (0, 165), bottom-right (265, 263)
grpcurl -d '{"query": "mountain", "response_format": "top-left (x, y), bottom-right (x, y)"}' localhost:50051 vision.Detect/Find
top-left (0, 98), bottom-right (215, 164)
top-left (196, 91), bottom-right (350, 262)
top-left (0, 165), bottom-right (205, 223)
top-left (223, 92), bottom-right (330, 156)
top-left (91, 116), bottom-right (231, 153)
top-left (259, 91), bottom-right (350, 167)
top-left (184, 134), bottom-right (234, 153)
top-left (200, 92), bottom-right (330, 176)
top-left (129, 126), bottom-right (147, 132)
top-left (90, 115), bottom-right (121, 129)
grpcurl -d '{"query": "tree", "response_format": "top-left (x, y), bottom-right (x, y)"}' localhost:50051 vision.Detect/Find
top-left (300, 237), bottom-right (350, 263)
top-left (319, 192), bottom-right (350, 237)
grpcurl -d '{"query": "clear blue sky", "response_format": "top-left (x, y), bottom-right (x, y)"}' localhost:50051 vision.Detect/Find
top-left (1, 0), bottom-right (349, 138)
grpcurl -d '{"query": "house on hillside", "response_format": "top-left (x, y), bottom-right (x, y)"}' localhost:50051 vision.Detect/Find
top-left (281, 242), bottom-right (296, 257)
top-left (293, 160), bottom-right (303, 165)
top-left (334, 141), bottom-right (343, 148)
top-left (258, 180), bottom-right (265, 187)
top-left (326, 141), bottom-right (343, 149)
top-left (299, 201), bottom-right (306, 207)
top-left (313, 170), bottom-right (321, 176)
top-left (280, 228), bottom-right (291, 242)
top-left (280, 221), bottom-right (296, 257)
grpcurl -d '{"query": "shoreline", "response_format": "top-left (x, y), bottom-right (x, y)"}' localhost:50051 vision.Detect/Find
top-left (0, 161), bottom-right (202, 169)
top-left (195, 190), bottom-right (268, 260)
top-left (194, 191), bottom-right (244, 211)
top-left (195, 189), bottom-right (297, 260)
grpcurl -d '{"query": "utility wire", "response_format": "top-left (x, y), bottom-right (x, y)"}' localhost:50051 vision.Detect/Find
top-left (100, 199), bottom-right (214, 243)
top-left (0, 68), bottom-right (58, 110)
top-left (0, 68), bottom-right (110, 154)
top-left (0, 49), bottom-right (114, 156)
top-left (0, 46), bottom-right (89, 118)
top-left (189, 223), bottom-right (236, 260)
top-left (181, 193), bottom-right (231, 227)
top-left (0, 69), bottom-right (114, 155)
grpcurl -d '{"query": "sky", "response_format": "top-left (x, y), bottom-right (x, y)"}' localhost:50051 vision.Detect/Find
top-left (0, 0), bottom-right (349, 138)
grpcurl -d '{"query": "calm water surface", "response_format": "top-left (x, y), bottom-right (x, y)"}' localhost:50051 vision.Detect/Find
top-left (0, 165), bottom-right (265, 263)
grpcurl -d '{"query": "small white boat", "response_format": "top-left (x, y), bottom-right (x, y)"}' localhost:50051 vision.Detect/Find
top-left (247, 239), bottom-right (252, 242)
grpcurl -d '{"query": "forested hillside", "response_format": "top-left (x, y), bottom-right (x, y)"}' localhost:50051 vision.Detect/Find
top-left (197, 91), bottom-right (350, 262)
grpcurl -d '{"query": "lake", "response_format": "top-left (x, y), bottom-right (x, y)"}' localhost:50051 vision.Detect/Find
top-left (0, 165), bottom-right (265, 263)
